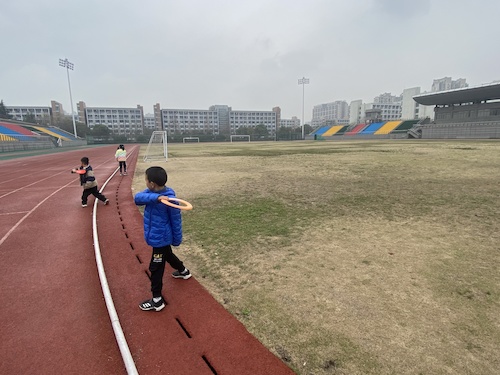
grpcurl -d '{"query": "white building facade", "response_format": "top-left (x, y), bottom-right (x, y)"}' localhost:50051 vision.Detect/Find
top-left (402, 87), bottom-right (434, 120)
top-left (280, 116), bottom-right (300, 128)
top-left (6, 106), bottom-right (52, 124)
top-left (160, 105), bottom-right (278, 136)
top-left (143, 114), bottom-right (156, 130)
top-left (80, 103), bottom-right (144, 136)
top-left (432, 77), bottom-right (468, 92)
top-left (349, 100), bottom-right (363, 124)
top-left (161, 109), bottom-right (220, 135)
top-left (311, 101), bottom-right (349, 128)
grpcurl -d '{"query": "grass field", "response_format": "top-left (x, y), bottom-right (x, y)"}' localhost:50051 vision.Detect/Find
top-left (132, 140), bottom-right (500, 375)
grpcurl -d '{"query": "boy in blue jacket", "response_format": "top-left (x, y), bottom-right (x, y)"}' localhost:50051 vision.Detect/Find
top-left (134, 166), bottom-right (191, 312)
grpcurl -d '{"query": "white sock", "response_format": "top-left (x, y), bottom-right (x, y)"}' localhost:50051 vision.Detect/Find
top-left (153, 297), bottom-right (162, 303)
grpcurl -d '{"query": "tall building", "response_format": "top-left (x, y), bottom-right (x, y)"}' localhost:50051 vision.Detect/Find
top-left (229, 109), bottom-right (277, 135)
top-left (272, 106), bottom-right (281, 130)
top-left (144, 114), bottom-right (156, 130)
top-left (50, 101), bottom-right (65, 124)
top-left (153, 103), bottom-right (162, 130)
top-left (209, 105), bottom-right (231, 134)
top-left (77, 101), bottom-right (86, 124)
top-left (79, 101), bottom-right (145, 137)
top-left (401, 87), bottom-right (421, 120)
top-left (161, 108), bottom-right (220, 135)
top-left (349, 100), bottom-right (363, 124)
top-left (280, 116), bottom-right (300, 128)
top-left (6, 105), bottom-right (52, 124)
top-left (373, 93), bottom-right (402, 120)
top-left (431, 77), bottom-right (468, 92)
top-left (160, 105), bottom-right (279, 136)
top-left (402, 87), bottom-right (435, 120)
top-left (311, 101), bottom-right (349, 128)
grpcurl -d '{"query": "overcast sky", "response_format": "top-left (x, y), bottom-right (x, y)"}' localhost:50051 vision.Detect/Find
top-left (2, 0), bottom-right (499, 122)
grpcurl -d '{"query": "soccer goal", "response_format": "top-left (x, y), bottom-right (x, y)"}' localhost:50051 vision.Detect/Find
top-left (144, 131), bottom-right (168, 162)
top-left (230, 134), bottom-right (251, 142)
top-left (183, 137), bottom-right (200, 143)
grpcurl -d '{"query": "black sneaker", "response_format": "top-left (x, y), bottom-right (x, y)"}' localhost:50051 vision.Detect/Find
top-left (139, 297), bottom-right (165, 312)
top-left (172, 269), bottom-right (192, 280)
top-left (82, 203), bottom-right (87, 207)
top-left (104, 199), bottom-right (109, 205)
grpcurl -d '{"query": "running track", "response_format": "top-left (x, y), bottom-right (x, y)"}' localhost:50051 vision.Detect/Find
top-left (0, 145), bottom-right (294, 375)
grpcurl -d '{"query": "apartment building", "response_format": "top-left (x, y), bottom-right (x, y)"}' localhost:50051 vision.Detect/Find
top-left (78, 101), bottom-right (144, 136)
top-left (229, 110), bottom-right (277, 134)
top-left (311, 101), bottom-right (349, 128)
top-left (161, 108), bottom-right (220, 135)
top-left (349, 100), bottom-right (363, 124)
top-left (432, 77), bottom-right (468, 92)
top-left (6, 105), bottom-right (52, 124)
top-left (372, 93), bottom-right (402, 120)
top-left (143, 114), bottom-right (156, 130)
top-left (280, 116), bottom-right (300, 128)
top-left (160, 105), bottom-right (279, 136)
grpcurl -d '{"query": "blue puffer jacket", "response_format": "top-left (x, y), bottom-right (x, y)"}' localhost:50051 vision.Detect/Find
top-left (134, 187), bottom-right (182, 247)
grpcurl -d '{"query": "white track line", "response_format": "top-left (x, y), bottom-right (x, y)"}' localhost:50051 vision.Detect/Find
top-left (92, 149), bottom-right (139, 375)
top-left (1, 146), bottom-right (140, 374)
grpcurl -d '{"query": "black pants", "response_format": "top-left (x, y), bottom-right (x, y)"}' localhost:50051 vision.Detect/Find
top-left (82, 186), bottom-right (107, 205)
top-left (149, 245), bottom-right (185, 298)
top-left (118, 161), bottom-right (127, 173)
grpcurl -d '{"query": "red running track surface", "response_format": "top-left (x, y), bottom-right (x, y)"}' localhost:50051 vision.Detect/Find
top-left (0, 145), bottom-right (295, 375)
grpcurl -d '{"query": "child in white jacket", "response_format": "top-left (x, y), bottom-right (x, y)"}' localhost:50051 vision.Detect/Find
top-left (115, 144), bottom-right (127, 175)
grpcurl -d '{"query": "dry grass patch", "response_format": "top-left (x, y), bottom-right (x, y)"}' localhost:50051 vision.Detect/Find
top-left (132, 140), bottom-right (500, 375)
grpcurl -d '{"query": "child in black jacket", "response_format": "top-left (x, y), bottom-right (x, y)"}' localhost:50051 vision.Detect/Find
top-left (71, 157), bottom-right (109, 207)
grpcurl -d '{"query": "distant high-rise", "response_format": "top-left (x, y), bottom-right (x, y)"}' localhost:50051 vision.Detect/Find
top-left (6, 105), bottom-right (52, 124)
top-left (311, 101), bottom-right (349, 127)
top-left (368, 93), bottom-right (402, 121)
top-left (153, 103), bottom-right (162, 130)
top-left (144, 113), bottom-right (156, 130)
top-left (160, 105), bottom-right (278, 136)
top-left (349, 100), bottom-right (363, 124)
top-left (79, 101), bottom-right (145, 137)
top-left (431, 77), bottom-right (468, 92)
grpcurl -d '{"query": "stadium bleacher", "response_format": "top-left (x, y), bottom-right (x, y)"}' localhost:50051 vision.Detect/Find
top-left (344, 124), bottom-right (367, 135)
top-left (307, 119), bottom-right (424, 140)
top-left (322, 125), bottom-right (347, 136)
top-left (375, 121), bottom-right (401, 135)
top-left (0, 123), bottom-right (38, 141)
top-left (360, 122), bottom-right (385, 134)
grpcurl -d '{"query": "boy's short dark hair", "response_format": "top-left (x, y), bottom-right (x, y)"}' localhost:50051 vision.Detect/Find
top-left (146, 166), bottom-right (167, 186)
top-left (81, 157), bottom-right (89, 164)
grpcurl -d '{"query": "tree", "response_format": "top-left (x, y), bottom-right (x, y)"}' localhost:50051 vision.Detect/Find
top-left (0, 100), bottom-right (12, 119)
top-left (54, 116), bottom-right (88, 137)
top-left (254, 124), bottom-right (269, 138)
top-left (236, 126), bottom-right (252, 135)
top-left (91, 124), bottom-right (111, 137)
top-left (23, 112), bottom-right (37, 124)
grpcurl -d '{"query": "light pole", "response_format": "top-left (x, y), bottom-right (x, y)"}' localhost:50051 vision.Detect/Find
top-left (59, 58), bottom-right (77, 137)
top-left (298, 77), bottom-right (309, 139)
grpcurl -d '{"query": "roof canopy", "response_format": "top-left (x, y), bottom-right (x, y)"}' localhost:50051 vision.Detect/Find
top-left (413, 82), bottom-right (500, 106)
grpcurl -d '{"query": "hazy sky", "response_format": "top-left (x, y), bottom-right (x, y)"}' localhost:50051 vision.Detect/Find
top-left (2, 0), bottom-right (499, 122)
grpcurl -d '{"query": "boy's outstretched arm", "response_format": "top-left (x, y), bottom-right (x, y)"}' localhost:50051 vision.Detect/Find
top-left (134, 190), bottom-right (160, 206)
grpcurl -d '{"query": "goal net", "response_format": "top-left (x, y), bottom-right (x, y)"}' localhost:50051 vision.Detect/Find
top-left (183, 137), bottom-right (200, 143)
top-left (230, 134), bottom-right (250, 142)
top-left (144, 131), bottom-right (168, 162)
